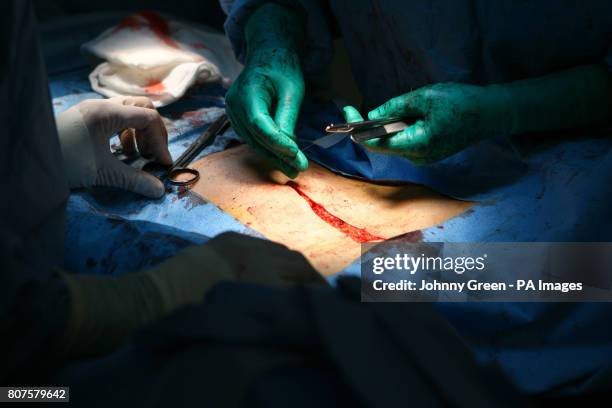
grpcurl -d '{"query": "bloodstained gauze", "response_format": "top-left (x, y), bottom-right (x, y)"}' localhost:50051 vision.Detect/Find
top-left (115, 10), bottom-right (180, 49)
top-left (286, 181), bottom-right (384, 243)
top-left (144, 81), bottom-right (165, 93)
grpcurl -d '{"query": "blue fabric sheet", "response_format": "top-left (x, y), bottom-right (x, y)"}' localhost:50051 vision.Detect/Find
top-left (296, 101), bottom-right (612, 394)
top-left (297, 100), bottom-right (612, 243)
top-left (50, 66), bottom-right (612, 395)
top-left (50, 69), bottom-right (263, 276)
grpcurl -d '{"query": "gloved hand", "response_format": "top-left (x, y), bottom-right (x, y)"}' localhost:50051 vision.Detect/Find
top-left (60, 232), bottom-right (324, 358)
top-left (56, 97), bottom-right (172, 198)
top-left (205, 232), bottom-right (326, 286)
top-left (347, 65), bottom-right (612, 164)
top-left (225, 3), bottom-right (308, 178)
top-left (343, 83), bottom-right (516, 165)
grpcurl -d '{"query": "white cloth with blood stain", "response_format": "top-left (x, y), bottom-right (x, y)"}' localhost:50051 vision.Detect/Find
top-left (82, 11), bottom-right (242, 107)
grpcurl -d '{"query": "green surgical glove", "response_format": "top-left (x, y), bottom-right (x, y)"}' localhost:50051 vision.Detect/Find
top-left (225, 3), bottom-right (308, 178)
top-left (347, 65), bottom-right (612, 164)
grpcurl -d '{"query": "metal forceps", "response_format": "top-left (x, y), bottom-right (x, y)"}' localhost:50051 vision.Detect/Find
top-left (165, 113), bottom-right (230, 186)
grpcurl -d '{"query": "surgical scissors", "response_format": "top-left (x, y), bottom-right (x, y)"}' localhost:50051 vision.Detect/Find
top-left (165, 113), bottom-right (230, 186)
top-left (303, 117), bottom-right (410, 149)
top-left (324, 117), bottom-right (405, 134)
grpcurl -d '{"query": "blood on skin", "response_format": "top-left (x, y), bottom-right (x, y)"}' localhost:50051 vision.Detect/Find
top-left (286, 181), bottom-right (384, 243)
top-left (115, 10), bottom-right (180, 49)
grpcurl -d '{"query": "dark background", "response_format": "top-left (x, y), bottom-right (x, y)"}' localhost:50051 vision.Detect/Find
top-left (33, 0), bottom-right (227, 31)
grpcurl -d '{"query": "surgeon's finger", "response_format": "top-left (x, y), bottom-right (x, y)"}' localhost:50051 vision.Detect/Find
top-left (253, 143), bottom-right (301, 178)
top-left (243, 77), bottom-right (302, 156)
top-left (342, 105), bottom-right (365, 123)
top-left (246, 90), bottom-right (308, 171)
top-left (227, 76), bottom-right (307, 174)
top-left (135, 114), bottom-right (170, 165)
top-left (119, 128), bottom-right (137, 156)
top-left (240, 130), bottom-right (301, 179)
top-left (108, 105), bottom-right (172, 166)
top-left (99, 158), bottom-right (166, 198)
top-left (250, 119), bottom-right (309, 171)
top-left (245, 84), bottom-right (301, 156)
top-left (367, 92), bottom-right (426, 120)
top-left (124, 96), bottom-right (155, 109)
top-left (274, 80), bottom-right (304, 136)
top-left (362, 120), bottom-right (430, 160)
top-left (228, 109), bottom-right (300, 178)
top-left (113, 96), bottom-right (157, 157)
top-left (109, 96), bottom-right (155, 109)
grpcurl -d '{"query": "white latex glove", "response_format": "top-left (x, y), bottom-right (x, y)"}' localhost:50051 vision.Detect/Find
top-left (60, 232), bottom-right (325, 357)
top-left (56, 97), bottom-right (172, 198)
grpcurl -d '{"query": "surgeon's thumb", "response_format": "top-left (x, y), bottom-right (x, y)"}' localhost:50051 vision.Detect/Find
top-left (342, 105), bottom-right (364, 123)
top-left (100, 159), bottom-right (166, 198)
